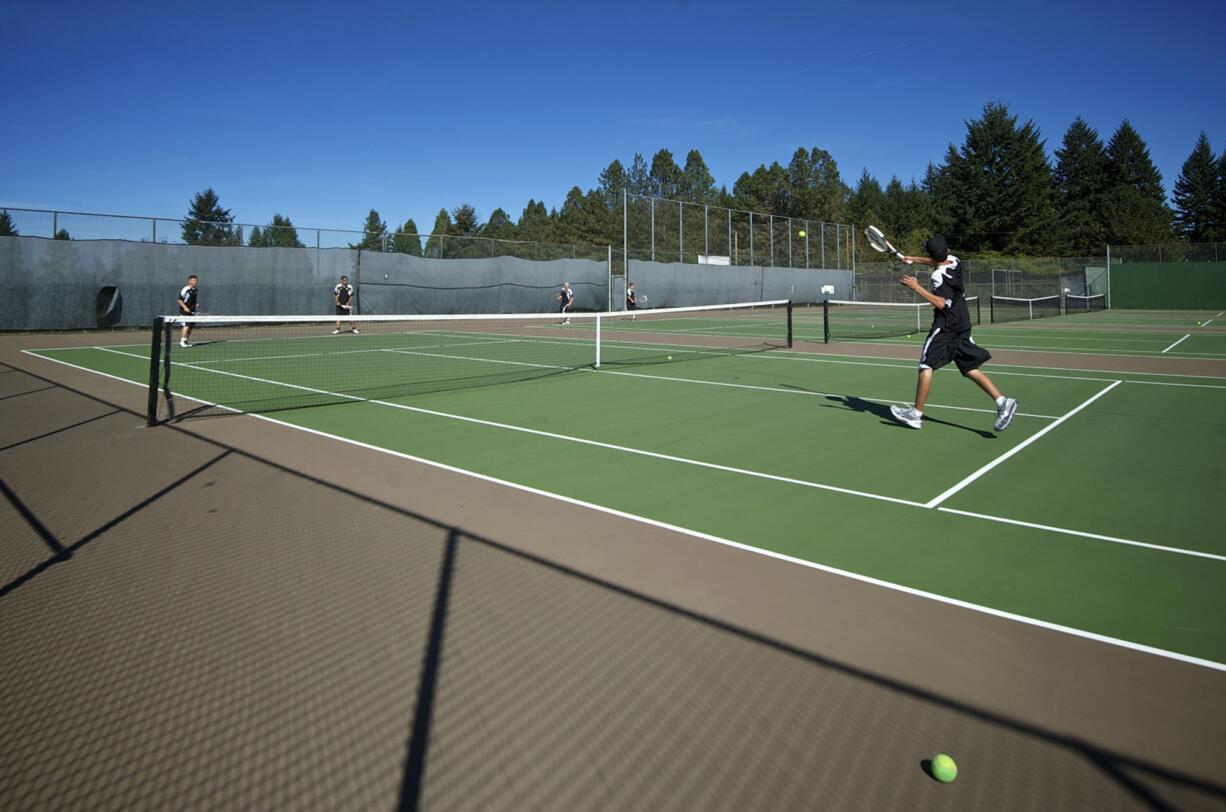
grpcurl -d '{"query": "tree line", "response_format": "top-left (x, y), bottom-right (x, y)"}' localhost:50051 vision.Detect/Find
top-left (14, 102), bottom-right (1213, 256)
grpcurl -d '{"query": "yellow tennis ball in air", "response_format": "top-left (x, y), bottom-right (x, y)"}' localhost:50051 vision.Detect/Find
top-left (798, 230), bottom-right (806, 238)
top-left (667, 355), bottom-right (673, 360)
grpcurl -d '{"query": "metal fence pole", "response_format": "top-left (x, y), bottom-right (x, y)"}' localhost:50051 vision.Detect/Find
top-left (769, 215), bottom-right (774, 267)
top-left (650, 197), bottom-right (655, 262)
top-left (152, 219), bottom-right (157, 243)
top-left (704, 205), bottom-right (709, 258)
top-left (787, 217), bottom-right (793, 268)
top-left (804, 220), bottom-right (810, 268)
top-left (1106, 244), bottom-right (1111, 309)
top-left (52, 211), bottom-right (57, 237)
top-left (678, 200), bottom-right (683, 263)
top-left (820, 222), bottom-right (826, 269)
top-left (749, 213), bottom-right (754, 265)
top-left (622, 190), bottom-right (629, 278)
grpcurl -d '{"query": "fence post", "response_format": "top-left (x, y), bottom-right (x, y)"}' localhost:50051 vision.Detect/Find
top-left (704, 204), bottom-right (709, 258)
top-left (1106, 244), bottom-right (1111, 309)
top-left (622, 190), bottom-right (629, 278)
top-left (678, 200), bottom-right (683, 263)
top-left (769, 215), bottom-right (774, 267)
top-left (787, 217), bottom-right (793, 267)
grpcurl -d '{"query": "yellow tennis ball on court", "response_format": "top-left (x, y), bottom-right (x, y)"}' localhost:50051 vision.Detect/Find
top-left (931, 754), bottom-right (958, 783)
top-left (798, 230), bottom-right (806, 238)
top-left (667, 355), bottom-right (673, 360)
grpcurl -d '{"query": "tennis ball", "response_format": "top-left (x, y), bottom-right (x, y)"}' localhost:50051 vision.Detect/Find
top-left (931, 754), bottom-right (957, 783)
top-left (667, 355), bottom-right (673, 360)
top-left (798, 230), bottom-right (807, 238)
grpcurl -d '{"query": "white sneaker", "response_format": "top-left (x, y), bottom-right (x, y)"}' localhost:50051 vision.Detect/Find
top-left (561, 319), bottom-right (570, 325)
top-left (332, 329), bottom-right (340, 335)
top-left (890, 404), bottom-right (923, 429)
top-left (352, 328), bottom-right (359, 334)
top-left (994, 398), bottom-right (1018, 432)
top-left (179, 339), bottom-right (191, 348)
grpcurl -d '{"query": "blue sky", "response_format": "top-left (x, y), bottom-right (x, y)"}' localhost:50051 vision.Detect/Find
top-left (3, 0), bottom-right (1224, 238)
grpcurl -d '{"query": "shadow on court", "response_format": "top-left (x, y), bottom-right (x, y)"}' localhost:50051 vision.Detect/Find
top-left (1, 361), bottom-right (1222, 811)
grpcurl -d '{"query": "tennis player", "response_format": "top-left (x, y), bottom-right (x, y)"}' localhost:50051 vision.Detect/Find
top-left (556, 282), bottom-right (574, 324)
top-left (333, 275), bottom-right (358, 334)
top-left (625, 282), bottom-right (638, 320)
top-left (177, 275), bottom-right (199, 348)
top-left (889, 236), bottom-right (1018, 432)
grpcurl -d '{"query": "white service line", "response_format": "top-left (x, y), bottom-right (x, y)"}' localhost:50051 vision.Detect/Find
top-left (924, 380), bottom-right (1123, 509)
top-left (1162, 334), bottom-right (1191, 353)
top-left (1201, 318), bottom-right (1215, 327)
top-left (938, 508), bottom-right (1226, 562)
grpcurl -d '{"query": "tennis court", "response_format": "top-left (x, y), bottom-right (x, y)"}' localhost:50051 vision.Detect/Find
top-left (21, 302), bottom-right (1226, 669)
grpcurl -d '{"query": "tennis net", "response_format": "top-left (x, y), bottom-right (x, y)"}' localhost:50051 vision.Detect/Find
top-left (146, 300), bottom-right (792, 424)
top-left (990, 295), bottom-right (1062, 324)
top-left (1065, 293), bottom-right (1107, 314)
top-left (821, 297), bottom-right (980, 342)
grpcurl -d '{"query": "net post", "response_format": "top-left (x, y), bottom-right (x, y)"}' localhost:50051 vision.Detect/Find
top-left (162, 319), bottom-right (176, 422)
top-left (822, 299), bottom-right (830, 344)
top-left (594, 314), bottom-right (602, 369)
top-left (990, 296), bottom-right (995, 324)
top-left (786, 300), bottom-right (793, 348)
top-left (146, 317), bottom-right (163, 426)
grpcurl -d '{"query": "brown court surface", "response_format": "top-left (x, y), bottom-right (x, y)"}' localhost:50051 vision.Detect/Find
top-left (1, 330), bottom-right (1225, 811)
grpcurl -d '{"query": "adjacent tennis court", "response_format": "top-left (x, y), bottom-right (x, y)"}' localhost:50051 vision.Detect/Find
top-left (24, 303), bottom-right (1226, 669)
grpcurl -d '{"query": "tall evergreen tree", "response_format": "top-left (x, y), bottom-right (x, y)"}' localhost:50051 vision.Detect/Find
top-left (1052, 117), bottom-right (1110, 253)
top-left (450, 204), bottom-right (481, 237)
top-left (937, 102), bottom-right (1056, 253)
top-left (1215, 150), bottom-right (1226, 242)
top-left (263, 213), bottom-right (304, 248)
top-left (732, 162), bottom-right (790, 215)
top-left (424, 208), bottom-right (453, 257)
top-left (1103, 120), bottom-right (1172, 244)
top-left (848, 170), bottom-right (885, 228)
top-left (597, 159), bottom-right (627, 209)
top-left (1172, 132), bottom-right (1219, 242)
top-left (787, 147), bottom-right (847, 222)
top-left (649, 149), bottom-right (683, 199)
top-left (247, 226), bottom-right (264, 246)
top-left (881, 176), bottom-right (930, 248)
top-left (626, 153), bottom-right (651, 197)
top-left (679, 149), bottom-right (717, 203)
top-left (182, 188), bottom-right (237, 245)
top-left (517, 199), bottom-right (554, 243)
top-left (482, 209), bottom-right (516, 242)
top-left (392, 217), bottom-right (424, 255)
top-left (351, 209), bottom-right (388, 251)
top-left (0, 211), bottom-right (17, 236)
top-left (53, 228), bottom-right (71, 240)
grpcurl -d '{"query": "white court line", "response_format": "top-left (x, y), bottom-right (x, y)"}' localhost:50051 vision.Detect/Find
top-left (1162, 334), bottom-right (1191, 353)
top-left (20, 347), bottom-right (1226, 672)
top-left (924, 381), bottom-right (1123, 508)
top-left (845, 338), bottom-right (1225, 358)
top-left (1202, 318), bottom-right (1215, 327)
top-left (97, 346), bottom-right (929, 509)
top-left (938, 509), bottom-right (1226, 562)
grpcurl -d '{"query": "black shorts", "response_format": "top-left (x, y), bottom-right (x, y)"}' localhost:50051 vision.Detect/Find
top-left (336, 304), bottom-right (351, 316)
top-left (626, 301), bottom-right (637, 311)
top-left (559, 301), bottom-right (571, 313)
top-left (919, 327), bottom-right (991, 375)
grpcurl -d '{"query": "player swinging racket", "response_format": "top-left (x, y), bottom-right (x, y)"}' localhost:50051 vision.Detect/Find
top-left (889, 236), bottom-right (1018, 432)
top-left (556, 281), bottom-right (574, 324)
top-left (333, 275), bottom-right (358, 334)
top-left (177, 274), bottom-right (199, 348)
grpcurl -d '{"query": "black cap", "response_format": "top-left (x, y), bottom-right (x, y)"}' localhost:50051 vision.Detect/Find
top-left (924, 236), bottom-right (949, 262)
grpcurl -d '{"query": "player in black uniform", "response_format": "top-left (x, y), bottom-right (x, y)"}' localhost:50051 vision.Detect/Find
top-left (889, 236), bottom-right (1018, 432)
top-left (625, 282), bottom-right (638, 320)
top-left (556, 282), bottom-right (574, 324)
top-left (333, 275), bottom-right (358, 334)
top-left (177, 275), bottom-right (199, 348)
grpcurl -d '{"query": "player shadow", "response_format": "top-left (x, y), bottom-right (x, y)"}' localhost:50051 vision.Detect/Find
top-left (783, 386), bottom-right (996, 439)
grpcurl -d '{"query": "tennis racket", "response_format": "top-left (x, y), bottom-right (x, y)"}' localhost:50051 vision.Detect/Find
top-left (864, 225), bottom-right (906, 261)
top-left (637, 294), bottom-right (647, 304)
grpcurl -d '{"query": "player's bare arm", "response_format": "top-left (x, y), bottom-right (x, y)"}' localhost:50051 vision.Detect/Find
top-left (900, 275), bottom-right (948, 309)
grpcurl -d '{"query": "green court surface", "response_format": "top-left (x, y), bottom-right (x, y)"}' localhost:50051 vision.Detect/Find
top-left (825, 307), bottom-right (1226, 359)
top-left (25, 315), bottom-right (1226, 668)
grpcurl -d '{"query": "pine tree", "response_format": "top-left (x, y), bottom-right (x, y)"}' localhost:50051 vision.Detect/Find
top-left (597, 159), bottom-right (627, 210)
top-left (881, 177), bottom-right (930, 247)
top-left (1214, 151), bottom-right (1226, 242)
top-left (938, 103), bottom-right (1056, 253)
top-left (649, 149), bottom-right (683, 199)
top-left (351, 209), bottom-right (388, 251)
top-left (392, 218), bottom-right (424, 255)
top-left (1172, 132), bottom-right (1219, 242)
top-left (450, 204), bottom-right (481, 237)
top-left (424, 209), bottom-right (453, 257)
top-left (265, 214), bottom-right (304, 248)
top-left (1104, 120), bottom-right (1172, 244)
top-left (787, 147), bottom-right (847, 222)
top-left (0, 211), bottom-right (17, 236)
top-left (182, 188), bottom-right (236, 245)
top-left (1053, 117), bottom-right (1110, 253)
top-left (483, 209), bottom-right (516, 241)
top-left (248, 226), bottom-right (264, 246)
top-left (679, 149), bottom-right (717, 203)
top-left (517, 199), bottom-right (553, 243)
top-left (848, 170), bottom-right (885, 228)
top-left (732, 162), bottom-right (790, 215)
top-left (626, 153), bottom-right (651, 196)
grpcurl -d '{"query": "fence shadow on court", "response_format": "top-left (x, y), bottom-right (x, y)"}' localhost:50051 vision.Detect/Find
top-left (0, 361), bottom-right (1221, 811)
